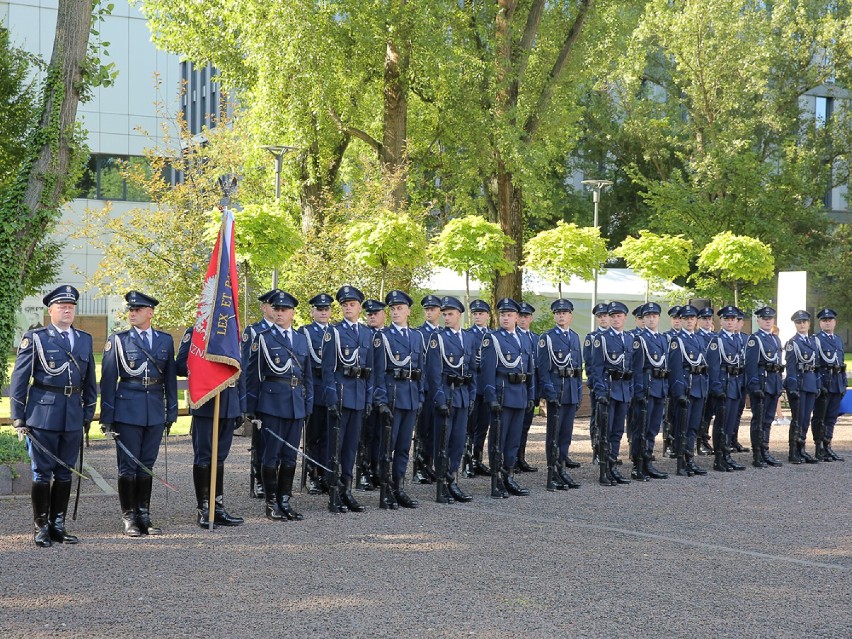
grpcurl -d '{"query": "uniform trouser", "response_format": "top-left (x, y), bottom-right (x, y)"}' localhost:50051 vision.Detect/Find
top-left (794, 391), bottom-right (817, 439)
top-left (191, 415), bottom-right (235, 465)
top-left (629, 399), bottom-right (647, 458)
top-left (259, 413), bottom-right (302, 467)
top-left (113, 422), bottom-right (164, 477)
top-left (723, 396), bottom-right (741, 442)
top-left (27, 428), bottom-right (82, 482)
top-left (435, 406), bottom-right (469, 475)
top-left (306, 405), bottom-right (328, 471)
top-left (489, 407), bottom-right (525, 470)
top-left (418, 402), bottom-right (434, 461)
top-left (362, 410), bottom-right (381, 467)
top-left (518, 403), bottom-right (536, 456)
top-left (328, 408), bottom-right (363, 480)
top-left (385, 407), bottom-right (417, 479)
top-left (750, 392), bottom-right (779, 447)
top-left (822, 392), bottom-right (843, 439)
top-left (555, 403), bottom-right (578, 460)
top-left (686, 396), bottom-right (705, 452)
top-left (670, 397), bottom-right (704, 453)
top-left (644, 396), bottom-right (666, 455)
top-left (607, 399), bottom-right (629, 457)
top-left (471, 394), bottom-right (489, 452)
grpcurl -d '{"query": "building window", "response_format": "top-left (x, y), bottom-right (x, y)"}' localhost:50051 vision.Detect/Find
top-left (815, 96), bottom-right (833, 127)
top-left (76, 155), bottom-right (153, 202)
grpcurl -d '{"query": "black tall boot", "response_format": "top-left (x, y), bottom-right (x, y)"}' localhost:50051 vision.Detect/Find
top-left (136, 475), bottom-right (162, 535)
top-left (48, 479), bottom-right (78, 543)
top-left (723, 446), bottom-right (746, 471)
top-left (713, 449), bottom-right (732, 472)
top-left (798, 439), bottom-right (818, 464)
top-left (788, 423), bottom-right (803, 464)
top-left (824, 439), bottom-right (844, 461)
top-left (473, 449), bottom-right (491, 476)
top-left (341, 476), bottom-right (366, 512)
top-left (697, 423), bottom-right (713, 456)
top-left (731, 433), bottom-right (749, 452)
top-left (502, 468), bottom-right (530, 496)
top-left (557, 461), bottom-right (580, 489)
top-left (277, 465), bottom-right (304, 521)
top-left (117, 475), bottom-right (142, 537)
top-left (392, 476), bottom-right (418, 508)
top-left (31, 481), bottom-right (52, 547)
top-left (644, 453), bottom-right (668, 479)
top-left (215, 463), bottom-right (244, 526)
top-left (676, 453), bottom-right (691, 476)
top-left (193, 465), bottom-right (215, 529)
top-left (447, 472), bottom-right (472, 502)
top-left (751, 432), bottom-right (767, 468)
top-left (491, 471), bottom-right (509, 498)
top-left (630, 456), bottom-right (649, 482)
top-left (263, 466), bottom-right (284, 521)
top-left (608, 457), bottom-right (631, 484)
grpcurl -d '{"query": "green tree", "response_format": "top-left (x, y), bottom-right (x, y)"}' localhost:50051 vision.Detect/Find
top-left (615, 230), bottom-right (693, 302)
top-left (524, 222), bottom-right (608, 297)
top-left (0, 0), bottom-right (115, 384)
top-left (0, 28), bottom-right (40, 193)
top-left (693, 231), bottom-right (775, 307)
top-left (430, 215), bottom-right (514, 314)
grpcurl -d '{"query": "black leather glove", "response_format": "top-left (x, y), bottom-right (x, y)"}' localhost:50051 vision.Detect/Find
top-left (818, 387), bottom-right (827, 398)
top-left (787, 390), bottom-right (799, 401)
top-left (328, 404), bottom-right (340, 420)
top-left (100, 422), bottom-right (112, 435)
top-left (13, 419), bottom-right (27, 438)
top-left (597, 396), bottom-right (609, 407)
top-left (547, 400), bottom-right (560, 412)
top-left (489, 401), bottom-right (502, 415)
top-left (437, 403), bottom-right (450, 417)
top-left (378, 404), bottom-right (393, 418)
top-left (711, 391), bottom-right (725, 400)
top-left (676, 396), bottom-right (689, 408)
top-left (526, 400), bottom-right (535, 413)
top-left (164, 422), bottom-right (173, 435)
top-left (83, 420), bottom-right (92, 433)
top-left (752, 390), bottom-right (765, 401)
top-left (364, 403), bottom-right (373, 418)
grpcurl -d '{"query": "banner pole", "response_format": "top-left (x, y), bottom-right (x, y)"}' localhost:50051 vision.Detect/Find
top-left (208, 394), bottom-right (221, 531)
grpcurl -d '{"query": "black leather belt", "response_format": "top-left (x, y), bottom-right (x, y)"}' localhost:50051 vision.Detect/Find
top-left (265, 376), bottom-right (303, 388)
top-left (725, 366), bottom-right (743, 375)
top-left (558, 368), bottom-right (580, 378)
top-left (343, 366), bottom-right (371, 379)
top-left (761, 364), bottom-right (783, 373)
top-left (32, 380), bottom-right (81, 396)
top-left (501, 372), bottom-right (527, 384)
top-left (799, 365), bottom-right (816, 372)
top-left (392, 368), bottom-right (421, 380)
top-left (119, 377), bottom-right (164, 388)
top-left (609, 370), bottom-right (633, 380)
top-left (445, 373), bottom-right (472, 386)
top-left (650, 369), bottom-right (669, 379)
top-left (689, 365), bottom-right (708, 375)
top-left (821, 365), bottom-right (846, 374)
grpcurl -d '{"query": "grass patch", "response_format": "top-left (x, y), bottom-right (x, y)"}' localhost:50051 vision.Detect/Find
top-left (0, 429), bottom-right (29, 477)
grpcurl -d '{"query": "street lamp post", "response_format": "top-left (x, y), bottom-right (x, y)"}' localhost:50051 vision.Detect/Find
top-left (581, 179), bottom-right (613, 332)
top-left (262, 145), bottom-right (298, 288)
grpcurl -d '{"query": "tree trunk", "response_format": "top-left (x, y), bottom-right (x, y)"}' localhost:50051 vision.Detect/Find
top-left (382, 28), bottom-right (409, 211)
top-left (0, 0), bottom-right (94, 385)
top-left (493, 161), bottom-right (523, 302)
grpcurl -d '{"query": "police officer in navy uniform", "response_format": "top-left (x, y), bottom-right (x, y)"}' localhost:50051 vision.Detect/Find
top-left (584, 302), bottom-right (610, 465)
top-left (784, 310), bottom-right (820, 464)
top-left (426, 295), bottom-right (477, 503)
top-left (100, 291), bottom-right (178, 537)
top-left (481, 298), bottom-right (535, 498)
top-left (661, 305), bottom-right (683, 458)
top-left (745, 306), bottom-right (785, 468)
top-left (536, 298), bottom-right (582, 490)
top-left (695, 307), bottom-right (717, 456)
top-left (371, 290), bottom-right (423, 509)
top-left (463, 299), bottom-right (492, 477)
top-left (246, 290), bottom-right (313, 521)
top-left (730, 308), bottom-right (750, 453)
top-left (706, 306), bottom-right (747, 472)
top-left (590, 301), bottom-right (635, 486)
top-left (630, 302), bottom-right (669, 480)
top-left (667, 304), bottom-right (710, 477)
top-left (242, 289), bottom-right (279, 498)
top-left (10, 285), bottom-right (97, 547)
top-left (811, 308), bottom-right (846, 461)
top-left (515, 301), bottom-right (539, 473)
top-left (321, 285), bottom-right (374, 512)
top-left (176, 327), bottom-right (245, 528)
top-left (299, 293), bottom-right (334, 494)
top-left (412, 294), bottom-right (442, 483)
top-left (357, 299), bottom-right (387, 490)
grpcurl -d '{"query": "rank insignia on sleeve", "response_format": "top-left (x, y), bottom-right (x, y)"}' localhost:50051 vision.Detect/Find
top-left (430, 338), bottom-right (438, 349)
top-left (19, 337), bottom-right (29, 350)
top-left (324, 332), bottom-right (332, 342)
top-left (671, 342), bottom-right (678, 350)
top-left (584, 339), bottom-right (590, 347)
top-left (374, 338), bottom-right (381, 348)
top-left (747, 339), bottom-right (755, 347)
top-left (710, 342), bottom-right (718, 350)
top-left (183, 332), bottom-right (191, 343)
top-left (104, 340), bottom-right (112, 352)
top-left (785, 343), bottom-right (793, 351)
top-left (539, 338), bottom-right (546, 348)
top-left (593, 339), bottom-right (600, 348)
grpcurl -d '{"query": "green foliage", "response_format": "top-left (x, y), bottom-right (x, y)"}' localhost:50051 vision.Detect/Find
top-left (615, 230), bottom-right (693, 298)
top-left (431, 216), bottom-right (514, 283)
top-left (694, 231), bottom-right (775, 306)
top-left (525, 222), bottom-right (608, 291)
top-left (0, 429), bottom-right (29, 472)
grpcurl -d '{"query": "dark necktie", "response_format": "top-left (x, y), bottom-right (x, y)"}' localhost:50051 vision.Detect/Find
top-left (454, 331), bottom-right (463, 349)
top-left (351, 323), bottom-right (358, 337)
top-left (60, 331), bottom-right (69, 347)
top-left (401, 328), bottom-right (408, 339)
top-left (282, 329), bottom-right (292, 349)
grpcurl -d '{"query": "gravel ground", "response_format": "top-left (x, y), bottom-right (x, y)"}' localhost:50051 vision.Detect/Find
top-left (1, 416), bottom-right (850, 638)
